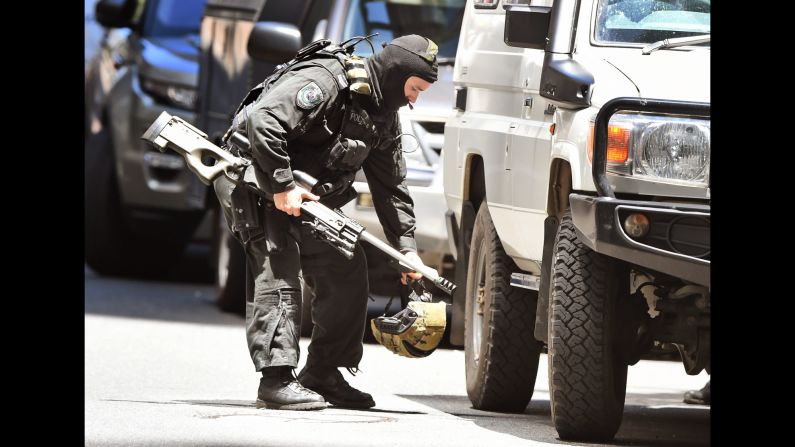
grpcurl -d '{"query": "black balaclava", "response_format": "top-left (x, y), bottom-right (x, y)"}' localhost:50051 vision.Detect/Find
top-left (366, 35), bottom-right (439, 112)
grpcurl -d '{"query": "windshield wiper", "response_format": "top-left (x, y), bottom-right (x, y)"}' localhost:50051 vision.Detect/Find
top-left (642, 34), bottom-right (710, 55)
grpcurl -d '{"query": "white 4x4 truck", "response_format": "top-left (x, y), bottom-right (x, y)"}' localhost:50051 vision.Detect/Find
top-left (443, 0), bottom-right (709, 441)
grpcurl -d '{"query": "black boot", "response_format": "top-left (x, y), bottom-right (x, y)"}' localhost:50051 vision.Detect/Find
top-left (257, 366), bottom-right (327, 410)
top-left (683, 380), bottom-right (710, 405)
top-left (298, 364), bottom-right (375, 409)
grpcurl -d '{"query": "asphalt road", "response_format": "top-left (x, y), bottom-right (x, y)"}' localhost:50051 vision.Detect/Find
top-left (85, 252), bottom-right (710, 447)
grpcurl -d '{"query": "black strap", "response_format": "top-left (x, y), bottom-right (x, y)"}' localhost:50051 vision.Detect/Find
top-left (223, 164), bottom-right (272, 202)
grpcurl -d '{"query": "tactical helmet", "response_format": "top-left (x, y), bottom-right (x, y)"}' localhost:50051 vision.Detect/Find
top-left (370, 301), bottom-right (447, 358)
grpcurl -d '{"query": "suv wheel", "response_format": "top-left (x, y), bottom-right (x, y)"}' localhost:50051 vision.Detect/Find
top-left (464, 202), bottom-right (542, 412)
top-left (548, 209), bottom-right (629, 442)
top-left (85, 129), bottom-right (185, 278)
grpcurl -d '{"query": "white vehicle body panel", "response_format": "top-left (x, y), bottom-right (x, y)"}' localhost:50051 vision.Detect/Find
top-left (444, 0), bottom-right (710, 268)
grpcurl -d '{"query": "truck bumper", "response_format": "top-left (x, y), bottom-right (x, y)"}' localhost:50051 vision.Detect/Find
top-left (569, 194), bottom-right (710, 287)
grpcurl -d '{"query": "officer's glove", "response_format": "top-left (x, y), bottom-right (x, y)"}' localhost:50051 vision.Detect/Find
top-left (400, 251), bottom-right (425, 285)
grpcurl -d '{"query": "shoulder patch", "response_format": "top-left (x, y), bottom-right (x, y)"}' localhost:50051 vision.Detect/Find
top-left (296, 82), bottom-right (324, 110)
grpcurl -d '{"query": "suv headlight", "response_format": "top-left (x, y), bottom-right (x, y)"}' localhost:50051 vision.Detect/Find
top-left (140, 76), bottom-right (198, 110)
top-left (589, 113), bottom-right (710, 187)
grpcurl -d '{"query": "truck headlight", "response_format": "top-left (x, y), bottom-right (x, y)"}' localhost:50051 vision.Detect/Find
top-left (590, 113), bottom-right (710, 187)
top-left (635, 119), bottom-right (710, 183)
top-left (140, 76), bottom-right (198, 110)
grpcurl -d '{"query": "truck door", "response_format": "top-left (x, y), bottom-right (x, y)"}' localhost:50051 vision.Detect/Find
top-left (506, 44), bottom-right (553, 265)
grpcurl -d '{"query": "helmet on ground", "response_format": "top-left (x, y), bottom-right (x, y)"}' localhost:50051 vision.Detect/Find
top-left (370, 301), bottom-right (446, 358)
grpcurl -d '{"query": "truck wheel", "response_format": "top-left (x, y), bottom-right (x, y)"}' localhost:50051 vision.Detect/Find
top-left (464, 203), bottom-right (542, 412)
top-left (548, 209), bottom-right (629, 442)
top-left (212, 209), bottom-right (246, 314)
top-left (85, 129), bottom-right (184, 277)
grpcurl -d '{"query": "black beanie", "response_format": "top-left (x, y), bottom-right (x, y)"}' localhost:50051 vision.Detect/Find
top-left (367, 35), bottom-right (439, 112)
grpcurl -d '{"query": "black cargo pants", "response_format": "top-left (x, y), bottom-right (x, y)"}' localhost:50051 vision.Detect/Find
top-left (213, 174), bottom-right (369, 371)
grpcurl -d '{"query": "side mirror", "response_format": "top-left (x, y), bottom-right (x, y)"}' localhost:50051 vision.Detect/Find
top-left (503, 4), bottom-right (551, 50)
top-left (248, 22), bottom-right (302, 64)
top-left (95, 0), bottom-right (138, 29)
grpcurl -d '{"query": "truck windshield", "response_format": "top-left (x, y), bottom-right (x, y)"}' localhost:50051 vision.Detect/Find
top-left (142, 0), bottom-right (208, 37)
top-left (594, 0), bottom-right (710, 46)
top-left (343, 0), bottom-right (466, 60)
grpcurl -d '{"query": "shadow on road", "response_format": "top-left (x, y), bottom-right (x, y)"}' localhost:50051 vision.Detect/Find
top-left (87, 243), bottom-right (216, 284)
top-left (85, 268), bottom-right (242, 326)
top-left (102, 398), bottom-right (423, 418)
top-left (85, 248), bottom-right (463, 348)
top-left (85, 243), bottom-right (242, 326)
top-left (399, 393), bottom-right (709, 447)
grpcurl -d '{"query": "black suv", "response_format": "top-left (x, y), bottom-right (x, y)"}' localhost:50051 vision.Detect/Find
top-left (85, 0), bottom-right (209, 276)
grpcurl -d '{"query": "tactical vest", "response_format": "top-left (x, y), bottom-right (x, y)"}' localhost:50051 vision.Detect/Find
top-left (224, 40), bottom-right (379, 190)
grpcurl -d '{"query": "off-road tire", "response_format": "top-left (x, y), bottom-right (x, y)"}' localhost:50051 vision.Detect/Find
top-left (464, 203), bottom-right (542, 412)
top-left (548, 209), bottom-right (629, 442)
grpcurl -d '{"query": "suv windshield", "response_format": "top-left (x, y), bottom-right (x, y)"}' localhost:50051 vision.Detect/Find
top-left (594, 0), bottom-right (710, 45)
top-left (142, 0), bottom-right (207, 37)
top-left (343, 0), bottom-right (466, 60)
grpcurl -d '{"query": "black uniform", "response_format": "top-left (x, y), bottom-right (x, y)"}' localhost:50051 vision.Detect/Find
top-left (214, 44), bottom-right (420, 373)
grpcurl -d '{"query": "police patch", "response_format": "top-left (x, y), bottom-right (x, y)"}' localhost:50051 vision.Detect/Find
top-left (296, 82), bottom-right (324, 109)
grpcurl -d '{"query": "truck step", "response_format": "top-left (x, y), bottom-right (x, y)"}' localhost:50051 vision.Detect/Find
top-left (510, 272), bottom-right (540, 291)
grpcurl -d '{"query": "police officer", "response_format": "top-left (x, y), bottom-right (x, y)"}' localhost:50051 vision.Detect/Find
top-left (213, 34), bottom-right (439, 410)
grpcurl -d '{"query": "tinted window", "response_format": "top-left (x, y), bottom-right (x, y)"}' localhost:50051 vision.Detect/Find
top-left (142, 0), bottom-right (208, 37)
top-left (594, 0), bottom-right (710, 45)
top-left (343, 0), bottom-right (466, 59)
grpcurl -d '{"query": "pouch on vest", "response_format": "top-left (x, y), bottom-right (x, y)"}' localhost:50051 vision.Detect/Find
top-left (245, 165), bottom-right (290, 253)
top-left (324, 137), bottom-right (370, 171)
top-left (227, 161), bottom-right (294, 253)
top-left (229, 185), bottom-right (264, 245)
top-left (312, 171), bottom-right (357, 209)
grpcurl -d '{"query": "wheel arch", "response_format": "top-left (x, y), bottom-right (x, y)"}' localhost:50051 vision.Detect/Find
top-left (450, 153), bottom-right (486, 346)
top-left (535, 157), bottom-right (574, 344)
